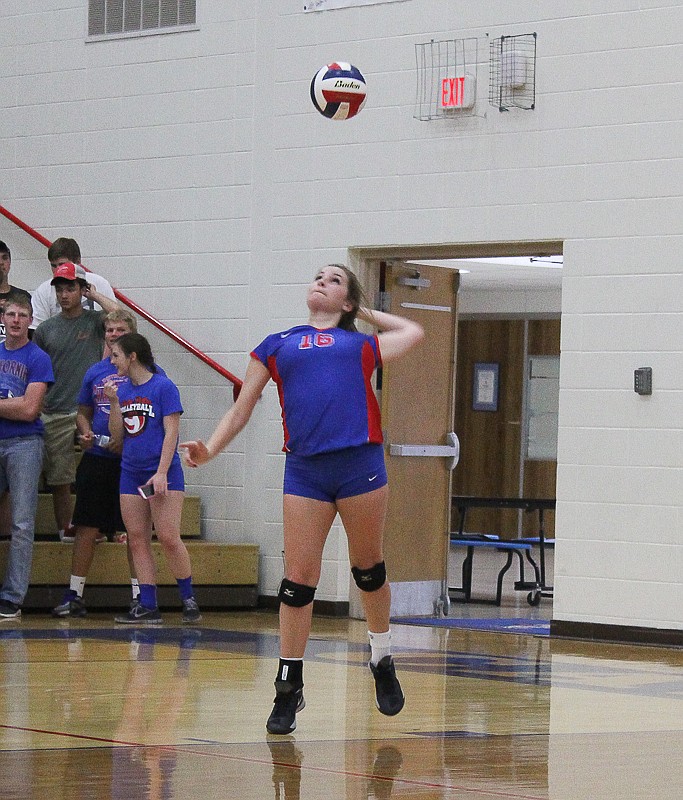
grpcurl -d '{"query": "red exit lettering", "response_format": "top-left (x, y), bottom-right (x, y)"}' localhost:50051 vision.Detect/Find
top-left (441, 76), bottom-right (466, 107)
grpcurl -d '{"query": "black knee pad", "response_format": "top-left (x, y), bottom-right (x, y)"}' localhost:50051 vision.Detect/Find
top-left (351, 561), bottom-right (386, 592)
top-left (278, 578), bottom-right (316, 608)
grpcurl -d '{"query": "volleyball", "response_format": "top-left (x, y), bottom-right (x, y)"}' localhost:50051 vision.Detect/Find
top-left (310, 62), bottom-right (367, 120)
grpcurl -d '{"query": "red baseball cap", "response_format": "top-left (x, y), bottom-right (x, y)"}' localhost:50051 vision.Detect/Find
top-left (51, 262), bottom-right (88, 285)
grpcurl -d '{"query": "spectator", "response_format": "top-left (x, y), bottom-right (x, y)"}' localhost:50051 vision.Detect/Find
top-left (33, 263), bottom-right (119, 543)
top-left (0, 241), bottom-right (34, 539)
top-left (52, 310), bottom-right (161, 618)
top-left (0, 241), bottom-right (33, 341)
top-left (31, 237), bottom-right (116, 327)
top-left (104, 333), bottom-right (200, 625)
top-left (0, 293), bottom-right (54, 620)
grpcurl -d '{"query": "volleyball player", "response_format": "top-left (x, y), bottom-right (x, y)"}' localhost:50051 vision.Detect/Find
top-left (181, 264), bottom-right (423, 733)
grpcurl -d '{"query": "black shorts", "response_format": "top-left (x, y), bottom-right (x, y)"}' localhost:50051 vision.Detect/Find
top-left (71, 451), bottom-right (125, 534)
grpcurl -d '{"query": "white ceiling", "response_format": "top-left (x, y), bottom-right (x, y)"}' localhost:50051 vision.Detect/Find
top-left (407, 256), bottom-right (563, 291)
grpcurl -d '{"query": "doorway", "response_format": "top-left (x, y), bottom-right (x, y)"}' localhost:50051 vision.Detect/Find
top-left (350, 243), bottom-right (562, 617)
top-left (452, 317), bottom-right (561, 538)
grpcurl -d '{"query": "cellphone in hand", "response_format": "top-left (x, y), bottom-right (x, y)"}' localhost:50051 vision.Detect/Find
top-left (138, 484), bottom-right (155, 499)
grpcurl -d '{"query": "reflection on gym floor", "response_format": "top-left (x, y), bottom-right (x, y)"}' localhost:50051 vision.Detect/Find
top-left (0, 610), bottom-right (681, 799)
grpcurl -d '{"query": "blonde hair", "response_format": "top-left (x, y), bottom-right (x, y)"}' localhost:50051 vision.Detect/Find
top-left (103, 309), bottom-right (137, 333)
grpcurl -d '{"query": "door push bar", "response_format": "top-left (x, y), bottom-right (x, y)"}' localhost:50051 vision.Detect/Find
top-left (389, 432), bottom-right (460, 471)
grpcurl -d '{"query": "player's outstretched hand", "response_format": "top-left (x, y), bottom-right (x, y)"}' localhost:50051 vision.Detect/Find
top-left (179, 440), bottom-right (211, 468)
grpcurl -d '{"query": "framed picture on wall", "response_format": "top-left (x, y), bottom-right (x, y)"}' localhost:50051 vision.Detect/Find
top-left (472, 362), bottom-right (499, 411)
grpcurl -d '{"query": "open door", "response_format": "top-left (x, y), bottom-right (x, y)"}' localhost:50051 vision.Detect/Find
top-left (380, 261), bottom-right (459, 616)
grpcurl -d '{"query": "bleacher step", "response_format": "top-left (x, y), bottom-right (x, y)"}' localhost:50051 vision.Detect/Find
top-left (33, 492), bottom-right (201, 538)
top-left (0, 540), bottom-right (259, 611)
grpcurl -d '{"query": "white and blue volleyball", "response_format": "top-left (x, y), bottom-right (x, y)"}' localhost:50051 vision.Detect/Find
top-left (310, 63), bottom-right (367, 120)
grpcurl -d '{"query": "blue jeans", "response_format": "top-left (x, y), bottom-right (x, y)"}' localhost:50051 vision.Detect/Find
top-left (0, 435), bottom-right (44, 605)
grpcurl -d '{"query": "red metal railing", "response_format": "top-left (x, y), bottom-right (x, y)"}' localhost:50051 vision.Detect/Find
top-left (0, 205), bottom-right (243, 400)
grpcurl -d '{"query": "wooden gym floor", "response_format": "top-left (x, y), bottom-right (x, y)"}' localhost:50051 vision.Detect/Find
top-left (0, 605), bottom-right (681, 799)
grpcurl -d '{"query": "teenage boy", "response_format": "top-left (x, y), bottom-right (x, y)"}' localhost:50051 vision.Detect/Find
top-left (0, 242), bottom-right (34, 539)
top-left (0, 241), bottom-right (33, 341)
top-left (32, 237), bottom-right (115, 327)
top-left (33, 263), bottom-right (119, 542)
top-left (0, 293), bottom-right (54, 619)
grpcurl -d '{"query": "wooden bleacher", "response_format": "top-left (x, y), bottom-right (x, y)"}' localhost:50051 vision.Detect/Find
top-left (0, 492), bottom-right (259, 611)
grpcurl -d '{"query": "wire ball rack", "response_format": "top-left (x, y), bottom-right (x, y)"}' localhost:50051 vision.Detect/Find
top-left (489, 32), bottom-right (537, 111)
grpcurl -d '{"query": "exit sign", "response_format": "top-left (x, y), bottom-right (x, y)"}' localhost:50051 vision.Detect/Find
top-left (440, 73), bottom-right (476, 110)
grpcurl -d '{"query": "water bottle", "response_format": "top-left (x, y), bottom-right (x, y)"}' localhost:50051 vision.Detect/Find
top-left (93, 434), bottom-right (110, 448)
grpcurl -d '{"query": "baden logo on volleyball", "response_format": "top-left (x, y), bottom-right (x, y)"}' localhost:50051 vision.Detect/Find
top-left (310, 63), bottom-right (367, 120)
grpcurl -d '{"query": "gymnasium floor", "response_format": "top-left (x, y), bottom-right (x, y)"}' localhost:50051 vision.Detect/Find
top-left (1, 604), bottom-right (681, 799)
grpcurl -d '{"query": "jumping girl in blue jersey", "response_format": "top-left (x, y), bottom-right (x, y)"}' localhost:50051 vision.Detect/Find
top-left (181, 264), bottom-right (424, 734)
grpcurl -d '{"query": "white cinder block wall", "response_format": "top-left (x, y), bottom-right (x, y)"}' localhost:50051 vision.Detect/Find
top-left (1, 2), bottom-right (680, 630)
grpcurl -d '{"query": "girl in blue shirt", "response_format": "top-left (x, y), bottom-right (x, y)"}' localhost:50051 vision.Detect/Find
top-left (181, 264), bottom-right (423, 734)
top-left (105, 333), bottom-right (200, 625)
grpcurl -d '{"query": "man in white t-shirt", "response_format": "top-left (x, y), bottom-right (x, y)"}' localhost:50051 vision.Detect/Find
top-left (31, 237), bottom-right (116, 327)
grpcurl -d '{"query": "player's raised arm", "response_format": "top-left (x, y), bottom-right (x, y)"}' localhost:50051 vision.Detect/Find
top-left (180, 357), bottom-right (271, 467)
top-left (356, 306), bottom-right (424, 362)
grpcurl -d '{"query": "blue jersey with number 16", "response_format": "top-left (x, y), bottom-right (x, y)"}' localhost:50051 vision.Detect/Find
top-left (251, 325), bottom-right (383, 457)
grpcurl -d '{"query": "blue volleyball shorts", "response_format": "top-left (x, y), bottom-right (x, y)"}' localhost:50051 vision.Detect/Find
top-left (283, 443), bottom-right (387, 503)
top-left (120, 460), bottom-right (185, 496)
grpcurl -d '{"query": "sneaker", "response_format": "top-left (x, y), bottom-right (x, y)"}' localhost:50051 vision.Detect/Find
top-left (95, 534), bottom-right (108, 544)
top-left (59, 525), bottom-right (77, 543)
top-left (114, 604), bottom-right (162, 625)
top-left (181, 597), bottom-right (202, 623)
top-left (52, 595), bottom-right (87, 618)
top-left (266, 680), bottom-right (305, 735)
top-left (369, 656), bottom-right (405, 716)
top-left (129, 597), bottom-right (140, 613)
top-left (0, 600), bottom-right (21, 619)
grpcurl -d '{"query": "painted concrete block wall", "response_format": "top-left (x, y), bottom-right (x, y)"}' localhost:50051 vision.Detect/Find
top-left (1, 2), bottom-right (680, 622)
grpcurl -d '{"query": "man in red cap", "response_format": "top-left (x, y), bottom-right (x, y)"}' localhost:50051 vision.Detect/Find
top-left (32, 237), bottom-right (116, 327)
top-left (33, 263), bottom-right (119, 542)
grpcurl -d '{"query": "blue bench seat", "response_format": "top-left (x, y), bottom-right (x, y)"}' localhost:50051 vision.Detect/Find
top-left (449, 536), bottom-right (540, 606)
top-left (516, 537), bottom-right (555, 546)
